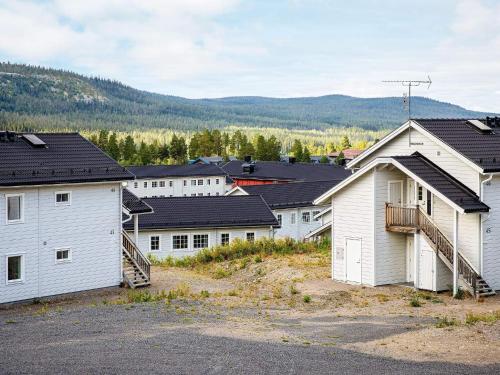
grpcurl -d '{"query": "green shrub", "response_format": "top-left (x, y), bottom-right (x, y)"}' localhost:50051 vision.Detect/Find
top-left (454, 287), bottom-right (465, 300)
top-left (213, 267), bottom-right (232, 279)
top-left (148, 238), bottom-right (331, 268)
top-left (303, 295), bottom-right (312, 303)
top-left (409, 295), bottom-right (422, 307)
top-left (465, 311), bottom-right (500, 325)
top-left (435, 316), bottom-right (458, 328)
top-left (200, 290), bottom-right (210, 298)
top-left (254, 255), bottom-right (263, 263)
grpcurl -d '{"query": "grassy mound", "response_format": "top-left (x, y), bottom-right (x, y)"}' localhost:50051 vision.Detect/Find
top-left (148, 238), bottom-right (330, 268)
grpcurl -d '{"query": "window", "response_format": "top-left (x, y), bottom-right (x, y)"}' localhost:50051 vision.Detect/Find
top-left (143, 181), bottom-right (148, 188)
top-left (6, 194), bottom-right (24, 223)
top-left (152, 181), bottom-right (158, 188)
top-left (169, 181), bottom-right (173, 187)
top-left (312, 210), bottom-right (321, 221)
top-left (302, 212), bottom-right (311, 223)
top-left (191, 180), bottom-right (196, 186)
top-left (207, 193), bottom-right (211, 196)
top-left (133, 182), bottom-right (138, 188)
top-left (216, 178), bottom-right (220, 185)
top-left (55, 248), bottom-right (71, 263)
top-left (173, 235), bottom-right (188, 249)
top-left (277, 214), bottom-right (282, 226)
top-left (418, 186), bottom-right (423, 201)
top-left (221, 233), bottom-right (230, 245)
top-left (246, 232), bottom-right (255, 242)
top-left (55, 191), bottom-right (71, 206)
top-left (290, 213), bottom-right (296, 224)
top-left (6, 255), bottom-right (23, 283)
top-left (183, 180), bottom-right (187, 186)
top-left (198, 193), bottom-right (203, 197)
top-left (198, 179), bottom-right (204, 186)
top-left (150, 236), bottom-right (160, 251)
top-left (216, 192), bottom-right (220, 196)
top-left (193, 234), bottom-right (209, 249)
top-left (207, 179), bottom-right (211, 186)
top-left (159, 181), bottom-right (165, 188)
top-left (191, 193), bottom-right (196, 197)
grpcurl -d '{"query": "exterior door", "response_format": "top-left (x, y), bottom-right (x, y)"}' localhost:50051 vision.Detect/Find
top-left (388, 181), bottom-right (403, 206)
top-left (407, 180), bottom-right (416, 206)
top-left (406, 237), bottom-right (414, 282)
top-left (418, 249), bottom-right (434, 290)
top-left (346, 238), bottom-right (362, 283)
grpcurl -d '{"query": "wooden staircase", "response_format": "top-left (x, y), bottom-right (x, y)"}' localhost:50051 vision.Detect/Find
top-left (122, 231), bottom-right (151, 288)
top-left (386, 204), bottom-right (496, 298)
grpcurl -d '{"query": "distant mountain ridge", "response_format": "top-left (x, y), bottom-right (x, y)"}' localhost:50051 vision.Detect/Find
top-left (0, 63), bottom-right (495, 132)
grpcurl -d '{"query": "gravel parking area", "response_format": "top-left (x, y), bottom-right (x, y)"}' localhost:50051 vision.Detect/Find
top-left (1, 300), bottom-right (498, 375)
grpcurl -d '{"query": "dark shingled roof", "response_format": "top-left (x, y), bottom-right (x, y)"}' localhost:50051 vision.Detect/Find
top-left (126, 164), bottom-right (227, 179)
top-left (414, 118), bottom-right (500, 172)
top-left (221, 160), bottom-right (351, 182)
top-left (239, 180), bottom-right (341, 209)
top-left (122, 189), bottom-right (153, 214)
top-left (393, 153), bottom-right (489, 213)
top-left (123, 195), bottom-right (279, 230)
top-left (0, 132), bottom-right (133, 186)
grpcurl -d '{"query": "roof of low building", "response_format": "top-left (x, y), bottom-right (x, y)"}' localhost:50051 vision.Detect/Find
top-left (393, 153), bottom-right (489, 213)
top-left (0, 131), bottom-right (133, 186)
top-left (329, 149), bottom-right (363, 159)
top-left (221, 160), bottom-right (351, 182)
top-left (123, 195), bottom-right (279, 230)
top-left (122, 189), bottom-right (153, 214)
top-left (126, 164), bottom-right (227, 179)
top-left (414, 118), bottom-right (500, 172)
top-left (238, 180), bottom-right (340, 209)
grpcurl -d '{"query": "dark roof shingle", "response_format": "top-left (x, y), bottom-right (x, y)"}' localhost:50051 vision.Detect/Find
top-left (0, 132), bottom-right (133, 186)
top-left (221, 160), bottom-right (351, 182)
top-left (414, 118), bottom-right (500, 172)
top-left (122, 189), bottom-right (153, 214)
top-left (126, 164), bottom-right (227, 179)
top-left (239, 180), bottom-right (341, 208)
top-left (393, 153), bottom-right (489, 213)
top-left (123, 195), bottom-right (279, 230)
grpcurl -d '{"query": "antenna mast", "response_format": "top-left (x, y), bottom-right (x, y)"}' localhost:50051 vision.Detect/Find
top-left (382, 76), bottom-right (432, 120)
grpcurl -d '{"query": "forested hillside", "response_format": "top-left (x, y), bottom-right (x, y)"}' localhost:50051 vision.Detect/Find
top-left (0, 63), bottom-right (493, 133)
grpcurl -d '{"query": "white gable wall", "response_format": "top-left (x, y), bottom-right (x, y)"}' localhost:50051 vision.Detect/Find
top-left (482, 176), bottom-right (500, 290)
top-left (273, 206), bottom-right (328, 241)
top-left (0, 183), bottom-right (122, 304)
top-left (332, 170), bottom-right (374, 284)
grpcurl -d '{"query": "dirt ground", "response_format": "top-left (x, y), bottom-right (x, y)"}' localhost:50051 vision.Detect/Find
top-left (3, 252), bottom-right (499, 367)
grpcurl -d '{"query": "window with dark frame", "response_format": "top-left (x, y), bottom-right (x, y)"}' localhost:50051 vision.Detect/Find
top-left (302, 212), bottom-right (311, 223)
top-left (173, 235), bottom-right (188, 249)
top-left (7, 255), bottom-right (22, 282)
top-left (277, 214), bottom-right (282, 226)
top-left (150, 236), bottom-right (160, 251)
top-left (246, 232), bottom-right (255, 242)
top-left (144, 181), bottom-right (148, 188)
top-left (221, 233), bottom-right (230, 245)
top-left (193, 234), bottom-right (209, 249)
top-left (55, 248), bottom-right (71, 263)
top-left (152, 181), bottom-right (158, 188)
top-left (160, 181), bottom-right (166, 188)
top-left (312, 211), bottom-right (321, 221)
top-left (216, 178), bottom-right (220, 185)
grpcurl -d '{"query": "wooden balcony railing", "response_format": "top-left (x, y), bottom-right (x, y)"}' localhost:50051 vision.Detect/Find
top-left (385, 203), bottom-right (478, 293)
top-left (122, 231), bottom-right (151, 281)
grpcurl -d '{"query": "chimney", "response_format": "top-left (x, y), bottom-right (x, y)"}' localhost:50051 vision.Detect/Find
top-left (486, 116), bottom-right (500, 128)
top-left (244, 155), bottom-right (252, 163)
top-left (242, 163), bottom-right (255, 174)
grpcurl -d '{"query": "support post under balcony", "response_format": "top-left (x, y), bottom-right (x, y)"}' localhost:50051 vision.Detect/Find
top-left (453, 210), bottom-right (459, 297)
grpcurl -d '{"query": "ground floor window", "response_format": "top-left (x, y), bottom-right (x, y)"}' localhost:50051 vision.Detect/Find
top-left (55, 248), bottom-right (71, 263)
top-left (150, 236), bottom-right (160, 251)
top-left (277, 214), bottom-right (282, 226)
top-left (221, 233), bottom-right (230, 245)
top-left (193, 234), bottom-right (209, 249)
top-left (302, 212), bottom-right (311, 223)
top-left (290, 213), bottom-right (296, 224)
top-left (246, 232), bottom-right (255, 242)
top-left (173, 235), bottom-right (188, 250)
top-left (6, 255), bottom-right (23, 283)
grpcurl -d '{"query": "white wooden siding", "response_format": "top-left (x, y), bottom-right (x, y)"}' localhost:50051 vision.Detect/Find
top-left (332, 170), bottom-right (374, 284)
top-left (131, 226), bottom-right (272, 259)
top-left (360, 128), bottom-right (480, 194)
top-left (273, 205), bottom-right (329, 241)
top-left (482, 176), bottom-right (500, 290)
top-left (128, 176), bottom-right (229, 198)
top-left (0, 183), bottom-right (122, 304)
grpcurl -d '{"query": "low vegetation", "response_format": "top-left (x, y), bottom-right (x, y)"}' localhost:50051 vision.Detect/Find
top-left (148, 238), bottom-right (330, 268)
top-left (465, 311), bottom-right (500, 325)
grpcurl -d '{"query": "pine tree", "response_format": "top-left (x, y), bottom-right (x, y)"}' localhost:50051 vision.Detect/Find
top-left (319, 155), bottom-right (330, 163)
top-left (291, 139), bottom-right (303, 161)
top-left (122, 135), bottom-right (136, 162)
top-left (302, 146), bottom-right (311, 163)
top-left (340, 135), bottom-right (351, 150)
top-left (266, 135), bottom-right (281, 161)
top-left (107, 133), bottom-right (120, 161)
top-left (138, 141), bottom-right (152, 165)
top-left (97, 129), bottom-right (109, 151)
top-left (335, 151), bottom-right (345, 165)
top-left (254, 135), bottom-right (267, 160)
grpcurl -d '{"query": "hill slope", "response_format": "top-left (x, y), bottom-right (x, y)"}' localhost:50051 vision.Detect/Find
top-left (0, 63), bottom-right (494, 132)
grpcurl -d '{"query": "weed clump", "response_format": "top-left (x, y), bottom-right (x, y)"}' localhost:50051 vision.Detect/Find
top-left (409, 294), bottom-right (422, 307)
top-left (435, 316), bottom-right (459, 328)
top-left (303, 295), bottom-right (312, 303)
top-left (465, 311), bottom-right (500, 325)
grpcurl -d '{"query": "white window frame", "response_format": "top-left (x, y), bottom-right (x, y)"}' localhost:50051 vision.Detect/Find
top-left (133, 182), bottom-right (138, 189)
top-left (216, 178), bottom-right (220, 185)
top-left (207, 179), bottom-right (211, 186)
top-left (387, 180), bottom-right (404, 206)
top-left (277, 214), bottom-right (282, 226)
top-left (169, 180), bottom-right (173, 187)
top-left (55, 191), bottom-right (71, 206)
top-left (54, 247), bottom-right (72, 264)
top-left (198, 179), bottom-right (204, 186)
top-left (159, 181), bottom-right (166, 188)
top-left (151, 181), bottom-right (158, 188)
top-left (191, 179), bottom-right (196, 186)
top-left (193, 233), bottom-right (209, 249)
top-left (5, 193), bottom-right (25, 224)
top-left (302, 211), bottom-right (311, 224)
top-left (220, 233), bottom-right (230, 246)
top-left (183, 180), bottom-right (187, 186)
top-left (245, 232), bottom-right (255, 242)
top-left (290, 212), bottom-right (296, 224)
top-left (149, 235), bottom-right (160, 251)
top-left (144, 181), bottom-right (148, 188)
top-left (172, 234), bottom-right (189, 250)
top-left (5, 253), bottom-right (25, 284)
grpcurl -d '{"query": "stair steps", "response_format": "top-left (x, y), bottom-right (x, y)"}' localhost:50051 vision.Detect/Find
top-left (122, 231), bottom-right (151, 289)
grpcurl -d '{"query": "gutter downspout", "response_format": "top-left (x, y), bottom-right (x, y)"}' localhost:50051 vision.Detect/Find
top-left (480, 174), bottom-right (493, 275)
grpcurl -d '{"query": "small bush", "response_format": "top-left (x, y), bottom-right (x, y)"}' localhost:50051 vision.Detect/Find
top-left (303, 295), bottom-right (312, 303)
top-left (213, 267), bottom-right (232, 279)
top-left (200, 290), bottom-right (210, 298)
top-left (375, 293), bottom-right (389, 303)
top-left (254, 255), bottom-right (263, 263)
top-left (409, 295), bottom-right (422, 307)
top-left (454, 287), bottom-right (465, 300)
top-left (290, 284), bottom-right (299, 295)
top-left (465, 311), bottom-right (500, 325)
top-left (239, 258), bottom-right (250, 270)
top-left (435, 316), bottom-right (459, 328)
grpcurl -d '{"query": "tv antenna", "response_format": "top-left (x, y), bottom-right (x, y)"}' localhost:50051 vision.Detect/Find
top-left (382, 76), bottom-right (432, 120)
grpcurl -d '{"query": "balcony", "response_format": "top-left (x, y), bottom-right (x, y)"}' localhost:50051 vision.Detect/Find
top-left (385, 203), bottom-right (418, 233)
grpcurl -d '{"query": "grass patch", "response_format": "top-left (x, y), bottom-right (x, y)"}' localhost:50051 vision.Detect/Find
top-left (375, 293), bottom-right (389, 303)
top-left (148, 238), bottom-right (330, 268)
top-left (290, 284), bottom-right (299, 295)
top-left (213, 267), bottom-right (232, 279)
top-left (200, 290), bottom-right (210, 298)
top-left (435, 316), bottom-right (459, 328)
top-left (303, 295), bottom-right (312, 303)
top-left (409, 294), bottom-right (422, 307)
top-left (465, 311), bottom-right (500, 325)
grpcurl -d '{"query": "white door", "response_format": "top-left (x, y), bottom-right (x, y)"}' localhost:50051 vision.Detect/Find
top-left (406, 237), bottom-right (414, 282)
top-left (346, 238), bottom-right (362, 283)
top-left (418, 249), bottom-right (434, 290)
top-left (407, 180), bottom-right (416, 206)
top-left (388, 181), bottom-right (403, 206)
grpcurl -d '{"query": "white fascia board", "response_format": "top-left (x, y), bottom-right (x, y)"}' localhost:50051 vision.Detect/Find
top-left (224, 186), bottom-right (248, 196)
top-left (346, 121), bottom-right (411, 169)
top-left (410, 120), bottom-right (484, 174)
top-left (314, 157), bottom-right (392, 205)
top-left (313, 206), bottom-right (331, 220)
top-left (305, 221), bottom-right (332, 239)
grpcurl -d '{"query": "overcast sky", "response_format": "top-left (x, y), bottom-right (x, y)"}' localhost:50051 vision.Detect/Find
top-left (0, 0), bottom-right (499, 112)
